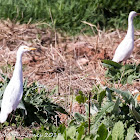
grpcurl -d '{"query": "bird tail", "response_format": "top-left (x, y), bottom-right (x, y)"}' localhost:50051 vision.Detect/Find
top-left (0, 112), bottom-right (8, 123)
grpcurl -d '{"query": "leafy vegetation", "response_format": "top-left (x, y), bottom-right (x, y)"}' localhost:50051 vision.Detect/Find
top-left (0, 1), bottom-right (139, 139)
top-left (0, 75), bottom-right (68, 128)
top-left (0, 0), bottom-right (140, 34)
top-left (0, 58), bottom-right (140, 139)
top-left (18, 85), bottom-right (139, 140)
top-left (102, 60), bottom-right (140, 84)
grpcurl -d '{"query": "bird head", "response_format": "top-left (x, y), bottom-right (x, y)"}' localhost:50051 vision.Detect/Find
top-left (129, 11), bottom-right (140, 18)
top-left (18, 45), bottom-right (36, 53)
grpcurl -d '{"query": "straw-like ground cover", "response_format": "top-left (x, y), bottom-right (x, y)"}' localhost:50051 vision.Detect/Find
top-left (0, 20), bottom-right (139, 139)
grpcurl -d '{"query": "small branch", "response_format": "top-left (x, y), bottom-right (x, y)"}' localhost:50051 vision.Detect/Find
top-left (57, 73), bottom-right (60, 95)
top-left (88, 92), bottom-right (91, 135)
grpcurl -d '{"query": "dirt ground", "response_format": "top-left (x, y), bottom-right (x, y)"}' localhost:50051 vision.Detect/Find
top-left (0, 20), bottom-right (140, 139)
top-left (0, 20), bottom-right (139, 92)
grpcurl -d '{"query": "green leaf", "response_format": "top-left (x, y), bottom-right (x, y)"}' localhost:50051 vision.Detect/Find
top-left (123, 69), bottom-right (135, 76)
top-left (107, 134), bottom-right (112, 140)
top-left (96, 123), bottom-right (108, 140)
top-left (127, 75), bottom-right (140, 84)
top-left (106, 87), bottom-right (112, 101)
top-left (129, 104), bottom-right (140, 122)
top-left (57, 124), bottom-right (66, 134)
top-left (66, 126), bottom-right (76, 139)
top-left (77, 123), bottom-right (85, 140)
top-left (102, 60), bottom-right (122, 68)
top-left (23, 78), bottom-right (28, 89)
top-left (112, 97), bottom-right (120, 114)
top-left (102, 63), bottom-right (119, 72)
top-left (74, 112), bottom-right (86, 122)
top-left (102, 61), bottom-right (139, 85)
top-left (123, 64), bottom-right (135, 70)
top-left (127, 75), bottom-right (134, 84)
top-left (91, 102), bottom-right (114, 134)
top-left (76, 91), bottom-right (88, 104)
top-left (110, 88), bottom-right (135, 105)
top-left (97, 90), bottom-right (106, 107)
top-left (112, 121), bottom-right (124, 140)
top-left (126, 126), bottom-right (135, 140)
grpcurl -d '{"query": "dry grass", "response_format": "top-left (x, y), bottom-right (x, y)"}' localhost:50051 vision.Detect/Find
top-left (0, 19), bottom-right (139, 105)
top-left (0, 19), bottom-right (140, 137)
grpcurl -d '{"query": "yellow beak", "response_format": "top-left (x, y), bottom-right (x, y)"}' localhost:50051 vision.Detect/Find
top-left (26, 47), bottom-right (36, 51)
top-left (137, 13), bottom-right (140, 15)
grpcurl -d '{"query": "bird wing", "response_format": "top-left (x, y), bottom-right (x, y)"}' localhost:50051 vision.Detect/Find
top-left (1, 79), bottom-right (23, 114)
top-left (112, 37), bottom-right (134, 62)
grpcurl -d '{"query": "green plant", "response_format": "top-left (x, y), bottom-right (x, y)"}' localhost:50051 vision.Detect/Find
top-left (0, 64), bottom-right (14, 74)
top-left (102, 60), bottom-right (140, 84)
top-left (75, 85), bottom-right (140, 139)
top-left (12, 85), bottom-right (140, 139)
top-left (92, 87), bottom-right (139, 138)
top-left (23, 81), bottom-right (69, 126)
top-left (0, 74), bottom-right (68, 127)
top-left (1, 71), bottom-right (140, 139)
top-left (76, 90), bottom-right (88, 104)
top-left (0, 0), bottom-right (140, 34)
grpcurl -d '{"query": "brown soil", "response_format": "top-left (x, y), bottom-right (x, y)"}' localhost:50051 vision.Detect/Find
top-left (0, 20), bottom-right (139, 92)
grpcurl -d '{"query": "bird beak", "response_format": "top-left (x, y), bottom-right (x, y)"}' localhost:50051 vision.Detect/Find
top-left (26, 47), bottom-right (36, 51)
top-left (137, 13), bottom-right (140, 15)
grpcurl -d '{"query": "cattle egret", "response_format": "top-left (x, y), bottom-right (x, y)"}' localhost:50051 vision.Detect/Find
top-left (112, 11), bottom-right (140, 63)
top-left (0, 45), bottom-right (36, 123)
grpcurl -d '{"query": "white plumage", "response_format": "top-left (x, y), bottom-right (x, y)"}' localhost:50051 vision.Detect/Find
top-left (0, 45), bottom-right (36, 123)
top-left (112, 11), bottom-right (140, 63)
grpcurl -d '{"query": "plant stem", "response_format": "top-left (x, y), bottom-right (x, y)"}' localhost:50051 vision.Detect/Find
top-left (88, 92), bottom-right (91, 135)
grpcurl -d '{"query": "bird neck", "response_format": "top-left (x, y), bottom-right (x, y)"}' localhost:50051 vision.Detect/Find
top-left (13, 51), bottom-right (23, 80)
top-left (127, 16), bottom-right (134, 39)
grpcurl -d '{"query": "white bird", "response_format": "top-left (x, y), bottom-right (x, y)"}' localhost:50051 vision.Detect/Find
top-left (112, 11), bottom-right (140, 63)
top-left (0, 45), bottom-right (36, 123)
